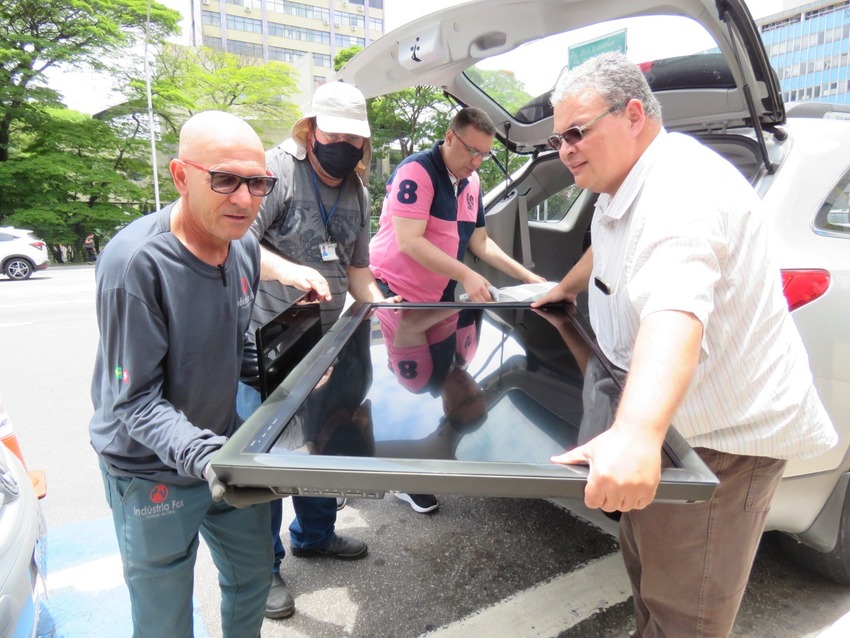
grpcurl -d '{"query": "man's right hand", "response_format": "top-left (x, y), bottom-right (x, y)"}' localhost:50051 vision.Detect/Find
top-left (460, 271), bottom-right (497, 302)
top-left (531, 282), bottom-right (576, 307)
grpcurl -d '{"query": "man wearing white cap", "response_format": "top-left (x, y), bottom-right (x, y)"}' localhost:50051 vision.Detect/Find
top-left (237, 81), bottom-right (390, 620)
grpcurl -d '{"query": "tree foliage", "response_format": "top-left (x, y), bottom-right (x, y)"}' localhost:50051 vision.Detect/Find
top-left (0, 1), bottom-right (301, 260)
top-left (0, 0), bottom-right (179, 162)
top-left (137, 44), bottom-right (300, 147)
top-left (334, 46), bottom-right (453, 159)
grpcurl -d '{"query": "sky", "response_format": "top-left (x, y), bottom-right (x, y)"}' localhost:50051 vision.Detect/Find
top-left (47, 0), bottom-right (789, 114)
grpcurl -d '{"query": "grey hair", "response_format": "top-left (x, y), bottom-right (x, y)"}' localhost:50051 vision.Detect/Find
top-left (450, 106), bottom-right (496, 136)
top-left (551, 52), bottom-right (662, 120)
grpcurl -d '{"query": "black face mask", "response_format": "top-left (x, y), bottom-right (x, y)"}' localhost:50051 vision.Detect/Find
top-left (312, 140), bottom-right (364, 179)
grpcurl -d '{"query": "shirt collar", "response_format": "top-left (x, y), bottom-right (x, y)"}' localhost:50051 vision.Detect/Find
top-left (595, 127), bottom-right (667, 219)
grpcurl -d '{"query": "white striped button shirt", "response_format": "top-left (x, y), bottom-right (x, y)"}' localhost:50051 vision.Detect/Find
top-left (588, 130), bottom-right (836, 460)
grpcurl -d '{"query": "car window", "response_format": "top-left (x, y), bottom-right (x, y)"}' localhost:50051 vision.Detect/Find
top-left (463, 15), bottom-right (718, 124)
top-left (814, 171), bottom-right (850, 238)
top-left (529, 184), bottom-right (582, 223)
top-left (0, 233), bottom-right (14, 242)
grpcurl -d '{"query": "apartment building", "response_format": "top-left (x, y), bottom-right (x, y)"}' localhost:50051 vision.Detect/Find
top-left (186, 0), bottom-right (386, 101)
top-left (756, 0), bottom-right (850, 104)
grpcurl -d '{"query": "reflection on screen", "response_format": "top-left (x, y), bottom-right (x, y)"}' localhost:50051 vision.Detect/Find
top-left (266, 305), bottom-right (655, 467)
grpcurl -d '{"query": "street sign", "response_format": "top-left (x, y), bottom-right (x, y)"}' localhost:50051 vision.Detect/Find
top-left (568, 29), bottom-right (627, 68)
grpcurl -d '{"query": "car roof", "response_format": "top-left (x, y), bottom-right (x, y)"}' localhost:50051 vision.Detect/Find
top-left (337, 0), bottom-right (783, 153)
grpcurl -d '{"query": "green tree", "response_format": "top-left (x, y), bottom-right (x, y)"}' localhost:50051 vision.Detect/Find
top-left (0, 0), bottom-right (179, 163)
top-left (464, 67), bottom-right (532, 117)
top-left (0, 0), bottom-right (179, 254)
top-left (334, 47), bottom-right (453, 159)
top-left (0, 108), bottom-right (155, 260)
top-left (138, 44), bottom-right (300, 148)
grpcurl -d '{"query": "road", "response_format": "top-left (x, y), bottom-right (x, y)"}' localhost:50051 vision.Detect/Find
top-left (1, 266), bottom-right (849, 637)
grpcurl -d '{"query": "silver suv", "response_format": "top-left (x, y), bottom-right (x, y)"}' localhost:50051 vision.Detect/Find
top-left (338, 0), bottom-right (850, 584)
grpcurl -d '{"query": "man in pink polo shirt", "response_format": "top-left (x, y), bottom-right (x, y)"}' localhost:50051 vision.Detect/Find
top-left (370, 107), bottom-right (544, 304)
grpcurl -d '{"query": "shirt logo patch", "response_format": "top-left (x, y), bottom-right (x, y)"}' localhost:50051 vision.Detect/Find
top-left (114, 366), bottom-right (130, 384)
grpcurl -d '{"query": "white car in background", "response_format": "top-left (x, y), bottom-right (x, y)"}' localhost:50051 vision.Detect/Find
top-left (0, 227), bottom-right (49, 280)
top-left (338, 0), bottom-right (850, 583)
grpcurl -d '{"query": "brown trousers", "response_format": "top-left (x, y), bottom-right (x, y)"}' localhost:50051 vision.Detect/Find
top-left (620, 448), bottom-right (787, 638)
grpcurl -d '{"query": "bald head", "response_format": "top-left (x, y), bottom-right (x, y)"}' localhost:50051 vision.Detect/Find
top-left (178, 110), bottom-right (264, 162)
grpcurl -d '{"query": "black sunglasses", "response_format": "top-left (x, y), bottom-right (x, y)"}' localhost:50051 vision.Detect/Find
top-left (546, 101), bottom-right (627, 151)
top-left (182, 159), bottom-right (278, 197)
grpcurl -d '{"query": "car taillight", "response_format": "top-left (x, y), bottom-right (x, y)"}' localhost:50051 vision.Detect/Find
top-left (29, 241), bottom-right (45, 249)
top-left (781, 269), bottom-right (830, 312)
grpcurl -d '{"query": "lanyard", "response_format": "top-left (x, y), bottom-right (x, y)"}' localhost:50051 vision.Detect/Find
top-left (311, 171), bottom-right (343, 240)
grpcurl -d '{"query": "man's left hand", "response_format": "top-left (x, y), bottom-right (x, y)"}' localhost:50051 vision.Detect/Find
top-left (204, 463), bottom-right (284, 509)
top-left (551, 426), bottom-right (662, 512)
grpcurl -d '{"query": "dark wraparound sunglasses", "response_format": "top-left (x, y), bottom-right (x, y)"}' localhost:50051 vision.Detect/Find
top-left (181, 159), bottom-right (278, 197)
top-left (547, 101), bottom-right (627, 151)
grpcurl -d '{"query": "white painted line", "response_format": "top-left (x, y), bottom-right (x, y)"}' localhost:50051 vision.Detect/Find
top-left (422, 552), bottom-right (631, 637)
top-left (817, 609), bottom-right (850, 637)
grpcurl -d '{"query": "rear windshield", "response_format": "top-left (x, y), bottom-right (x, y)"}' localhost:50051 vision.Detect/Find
top-left (463, 15), bottom-right (727, 124)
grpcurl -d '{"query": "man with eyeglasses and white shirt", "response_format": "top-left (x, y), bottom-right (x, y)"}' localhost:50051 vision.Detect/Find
top-left (534, 53), bottom-right (836, 637)
top-left (369, 107), bottom-right (544, 514)
top-left (89, 110), bottom-right (329, 638)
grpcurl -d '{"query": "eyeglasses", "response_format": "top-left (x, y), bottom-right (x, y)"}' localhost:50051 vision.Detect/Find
top-left (547, 103), bottom-right (625, 151)
top-left (181, 159), bottom-right (278, 197)
top-left (453, 132), bottom-right (493, 161)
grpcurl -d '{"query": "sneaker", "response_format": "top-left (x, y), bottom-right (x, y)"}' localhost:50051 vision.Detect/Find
top-left (394, 492), bottom-right (439, 514)
top-left (265, 572), bottom-right (295, 619)
top-left (290, 534), bottom-right (368, 560)
top-left (336, 496), bottom-right (347, 510)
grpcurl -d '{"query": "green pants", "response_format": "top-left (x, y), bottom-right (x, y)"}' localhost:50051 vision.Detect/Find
top-left (100, 461), bottom-right (273, 638)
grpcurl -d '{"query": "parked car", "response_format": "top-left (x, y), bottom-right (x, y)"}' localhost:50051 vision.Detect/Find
top-left (0, 227), bottom-right (49, 280)
top-left (241, 0), bottom-right (850, 584)
top-left (0, 393), bottom-right (47, 638)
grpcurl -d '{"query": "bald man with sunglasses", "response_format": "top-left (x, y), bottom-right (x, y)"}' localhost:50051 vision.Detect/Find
top-left (89, 111), bottom-right (328, 638)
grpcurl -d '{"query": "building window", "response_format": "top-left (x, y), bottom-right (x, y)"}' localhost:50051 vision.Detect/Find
top-left (266, 1), bottom-right (330, 22)
top-left (229, 40), bottom-right (263, 58)
top-left (368, 17), bottom-right (383, 31)
top-left (203, 36), bottom-right (223, 50)
top-left (268, 22), bottom-right (331, 45)
top-left (335, 34), bottom-right (365, 48)
top-left (226, 14), bottom-right (263, 34)
top-left (202, 10), bottom-right (221, 27)
top-left (313, 75), bottom-right (327, 90)
top-left (270, 46), bottom-right (307, 63)
top-left (313, 52), bottom-right (332, 68)
top-left (348, 0), bottom-right (384, 8)
top-left (335, 11), bottom-right (365, 29)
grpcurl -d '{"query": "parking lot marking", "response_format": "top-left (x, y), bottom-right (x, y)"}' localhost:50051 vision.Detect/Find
top-left (422, 552), bottom-right (631, 637)
top-left (37, 516), bottom-right (211, 638)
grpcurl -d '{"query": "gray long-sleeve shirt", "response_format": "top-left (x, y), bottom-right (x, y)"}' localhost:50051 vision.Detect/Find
top-left (89, 205), bottom-right (260, 484)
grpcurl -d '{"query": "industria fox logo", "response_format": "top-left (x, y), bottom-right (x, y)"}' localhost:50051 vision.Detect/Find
top-left (132, 483), bottom-right (185, 519)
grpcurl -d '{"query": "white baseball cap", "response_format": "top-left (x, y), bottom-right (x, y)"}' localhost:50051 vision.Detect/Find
top-left (300, 81), bottom-right (371, 138)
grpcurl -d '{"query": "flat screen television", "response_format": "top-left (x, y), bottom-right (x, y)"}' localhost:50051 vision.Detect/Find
top-left (213, 301), bottom-right (718, 503)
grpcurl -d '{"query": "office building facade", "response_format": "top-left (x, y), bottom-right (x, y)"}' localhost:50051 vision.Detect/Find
top-left (756, 0), bottom-right (850, 104)
top-left (187, 0), bottom-right (385, 99)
